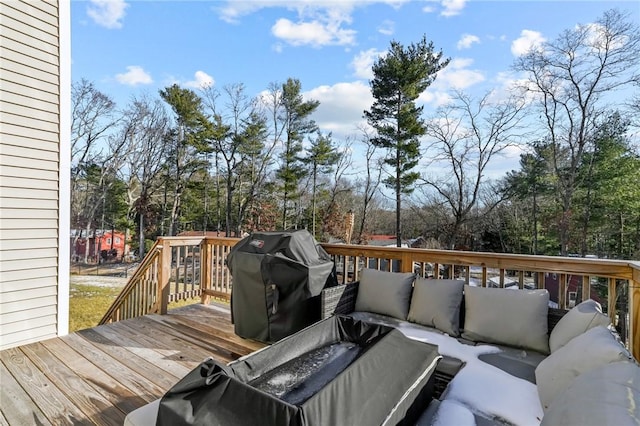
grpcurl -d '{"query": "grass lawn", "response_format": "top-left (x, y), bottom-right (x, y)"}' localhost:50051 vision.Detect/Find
top-left (68, 283), bottom-right (202, 332)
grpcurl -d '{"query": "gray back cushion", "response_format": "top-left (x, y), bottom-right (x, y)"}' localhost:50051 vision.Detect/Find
top-left (407, 279), bottom-right (464, 336)
top-left (548, 299), bottom-right (610, 353)
top-left (535, 325), bottom-right (632, 410)
top-left (354, 269), bottom-right (415, 320)
top-left (462, 285), bottom-right (550, 354)
top-left (541, 361), bottom-right (640, 426)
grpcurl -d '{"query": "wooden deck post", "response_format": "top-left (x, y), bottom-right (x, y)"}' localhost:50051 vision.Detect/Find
top-left (631, 267), bottom-right (640, 361)
top-left (201, 239), bottom-right (211, 305)
top-left (608, 278), bottom-right (617, 325)
top-left (157, 239), bottom-right (172, 315)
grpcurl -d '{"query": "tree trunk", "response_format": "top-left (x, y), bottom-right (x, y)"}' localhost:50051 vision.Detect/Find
top-left (138, 213), bottom-right (145, 259)
top-left (84, 222), bottom-right (92, 263)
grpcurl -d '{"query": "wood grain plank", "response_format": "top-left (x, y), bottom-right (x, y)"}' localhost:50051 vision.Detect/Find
top-left (36, 338), bottom-right (140, 423)
top-left (0, 347), bottom-right (86, 425)
top-left (165, 304), bottom-right (264, 352)
top-left (74, 328), bottom-right (180, 390)
top-left (59, 333), bottom-right (166, 404)
top-left (119, 318), bottom-right (214, 364)
top-left (133, 316), bottom-right (236, 364)
top-left (172, 306), bottom-right (265, 351)
top-left (145, 313), bottom-right (261, 360)
top-left (101, 320), bottom-right (208, 368)
top-left (82, 323), bottom-right (192, 379)
top-left (0, 409), bottom-right (10, 426)
top-left (20, 342), bottom-right (124, 425)
top-left (0, 360), bottom-right (52, 426)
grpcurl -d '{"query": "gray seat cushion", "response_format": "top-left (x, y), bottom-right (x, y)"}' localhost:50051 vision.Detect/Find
top-left (541, 361), bottom-right (640, 426)
top-left (536, 325), bottom-right (633, 410)
top-left (548, 299), bottom-right (610, 353)
top-left (478, 347), bottom-right (547, 384)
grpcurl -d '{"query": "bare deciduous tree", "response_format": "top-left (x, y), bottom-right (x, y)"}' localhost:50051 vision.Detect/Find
top-left (354, 126), bottom-right (384, 244)
top-left (422, 90), bottom-right (526, 249)
top-left (119, 95), bottom-right (170, 257)
top-left (513, 9), bottom-right (640, 254)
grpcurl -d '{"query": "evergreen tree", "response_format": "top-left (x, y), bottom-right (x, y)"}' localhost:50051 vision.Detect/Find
top-left (503, 142), bottom-right (553, 254)
top-left (364, 35), bottom-right (449, 247)
top-left (276, 78), bottom-right (319, 229)
top-left (303, 131), bottom-right (341, 236)
top-left (159, 85), bottom-right (210, 235)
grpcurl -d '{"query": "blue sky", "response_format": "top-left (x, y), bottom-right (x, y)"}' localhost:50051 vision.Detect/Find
top-left (71, 0), bottom-right (639, 177)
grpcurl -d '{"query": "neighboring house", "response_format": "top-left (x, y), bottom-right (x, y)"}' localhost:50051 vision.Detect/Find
top-left (72, 230), bottom-right (129, 262)
top-left (544, 273), bottom-right (605, 309)
top-left (0, 1), bottom-right (71, 350)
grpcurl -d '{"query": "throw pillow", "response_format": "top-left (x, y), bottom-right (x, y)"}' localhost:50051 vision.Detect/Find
top-left (541, 361), bottom-right (640, 425)
top-left (354, 269), bottom-right (415, 320)
top-left (407, 279), bottom-right (465, 336)
top-left (535, 325), bottom-right (632, 410)
top-left (462, 285), bottom-right (550, 354)
top-left (548, 299), bottom-right (610, 353)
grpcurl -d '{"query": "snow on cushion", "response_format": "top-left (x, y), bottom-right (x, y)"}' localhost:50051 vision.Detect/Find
top-left (407, 279), bottom-right (464, 336)
top-left (535, 326), bottom-right (633, 410)
top-left (548, 299), bottom-right (610, 353)
top-left (461, 286), bottom-right (550, 354)
top-left (354, 269), bottom-right (415, 320)
top-left (541, 361), bottom-right (640, 425)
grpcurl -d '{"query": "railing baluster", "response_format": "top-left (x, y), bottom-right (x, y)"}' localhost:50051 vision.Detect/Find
top-left (582, 275), bottom-right (591, 302)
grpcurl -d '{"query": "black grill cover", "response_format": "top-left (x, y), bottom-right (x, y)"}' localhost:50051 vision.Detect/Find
top-left (156, 316), bottom-right (441, 426)
top-left (227, 230), bottom-right (337, 343)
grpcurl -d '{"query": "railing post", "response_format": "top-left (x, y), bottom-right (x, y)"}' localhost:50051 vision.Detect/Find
top-left (608, 278), bottom-right (617, 324)
top-left (201, 239), bottom-right (211, 305)
top-left (157, 239), bottom-right (171, 315)
top-left (630, 270), bottom-right (639, 361)
top-left (401, 251), bottom-right (413, 273)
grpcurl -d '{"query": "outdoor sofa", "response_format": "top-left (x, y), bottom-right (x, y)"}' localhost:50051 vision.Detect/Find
top-left (125, 268), bottom-right (640, 425)
top-left (320, 268), bottom-right (640, 425)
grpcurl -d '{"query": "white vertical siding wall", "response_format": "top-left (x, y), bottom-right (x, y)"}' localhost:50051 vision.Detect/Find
top-left (0, 0), bottom-right (70, 350)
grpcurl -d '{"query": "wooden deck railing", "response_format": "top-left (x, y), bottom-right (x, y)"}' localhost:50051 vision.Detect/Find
top-left (100, 236), bottom-right (640, 359)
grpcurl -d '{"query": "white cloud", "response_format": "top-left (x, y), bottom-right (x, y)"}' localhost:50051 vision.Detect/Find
top-left (350, 48), bottom-right (386, 80)
top-left (421, 0), bottom-right (467, 17)
top-left (434, 58), bottom-right (485, 90)
top-left (584, 22), bottom-right (627, 51)
top-left (419, 57), bottom-right (485, 106)
top-left (511, 30), bottom-right (546, 56)
top-left (87, 0), bottom-right (128, 29)
top-left (218, 1), bottom-right (411, 46)
top-left (418, 91), bottom-right (453, 107)
top-left (378, 20), bottom-right (395, 36)
top-left (304, 81), bottom-right (373, 139)
top-left (217, 1), bottom-right (410, 23)
top-left (115, 66), bottom-right (152, 86)
top-left (272, 17), bottom-right (356, 47)
top-left (441, 0), bottom-right (467, 17)
top-left (457, 34), bottom-right (480, 50)
top-left (185, 71), bottom-right (214, 89)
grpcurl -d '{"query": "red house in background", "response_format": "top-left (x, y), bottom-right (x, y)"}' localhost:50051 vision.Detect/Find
top-left (544, 272), bottom-right (605, 309)
top-left (72, 230), bottom-right (128, 262)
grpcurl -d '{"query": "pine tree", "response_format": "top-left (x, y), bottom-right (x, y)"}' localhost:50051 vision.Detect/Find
top-left (364, 35), bottom-right (449, 246)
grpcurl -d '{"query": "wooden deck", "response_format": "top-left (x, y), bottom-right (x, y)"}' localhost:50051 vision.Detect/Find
top-left (0, 303), bottom-right (265, 425)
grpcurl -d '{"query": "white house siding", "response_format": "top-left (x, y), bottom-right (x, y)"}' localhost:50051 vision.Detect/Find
top-left (0, 0), bottom-right (70, 350)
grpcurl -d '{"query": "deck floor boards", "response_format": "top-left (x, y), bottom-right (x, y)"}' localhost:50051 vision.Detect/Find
top-left (0, 303), bottom-right (265, 425)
